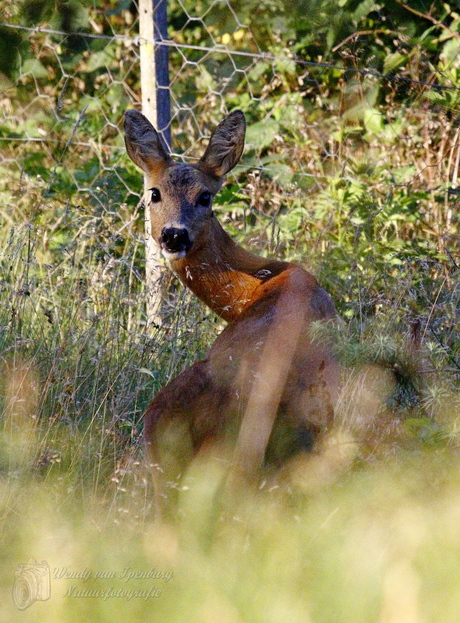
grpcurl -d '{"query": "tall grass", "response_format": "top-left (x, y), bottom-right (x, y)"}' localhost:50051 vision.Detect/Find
top-left (0, 220), bottom-right (215, 495)
top-left (0, 186), bottom-right (459, 621)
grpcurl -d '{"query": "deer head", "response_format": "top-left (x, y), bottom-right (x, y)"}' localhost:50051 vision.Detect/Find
top-left (124, 109), bottom-right (246, 260)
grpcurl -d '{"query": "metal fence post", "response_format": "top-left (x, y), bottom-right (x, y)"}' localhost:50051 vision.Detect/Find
top-left (152, 0), bottom-right (171, 151)
top-left (139, 0), bottom-right (171, 325)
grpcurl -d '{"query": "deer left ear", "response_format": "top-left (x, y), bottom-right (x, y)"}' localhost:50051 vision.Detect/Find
top-left (197, 110), bottom-right (246, 179)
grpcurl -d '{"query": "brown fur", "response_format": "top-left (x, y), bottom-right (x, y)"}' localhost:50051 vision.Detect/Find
top-left (124, 109), bottom-right (339, 504)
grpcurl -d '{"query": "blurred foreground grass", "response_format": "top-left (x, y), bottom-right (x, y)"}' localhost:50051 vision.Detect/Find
top-left (1, 422), bottom-right (460, 622)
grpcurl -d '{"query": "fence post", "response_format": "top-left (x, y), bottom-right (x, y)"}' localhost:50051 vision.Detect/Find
top-left (139, 0), bottom-right (171, 325)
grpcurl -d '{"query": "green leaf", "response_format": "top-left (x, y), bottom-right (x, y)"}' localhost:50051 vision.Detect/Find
top-left (22, 59), bottom-right (48, 79)
top-left (390, 165), bottom-right (416, 184)
top-left (86, 49), bottom-right (114, 73)
top-left (262, 163), bottom-right (293, 186)
top-left (441, 37), bottom-right (460, 66)
top-left (383, 52), bottom-right (406, 75)
top-left (353, 0), bottom-right (377, 22)
top-left (423, 91), bottom-right (445, 103)
top-left (363, 108), bottom-right (384, 134)
top-left (246, 119), bottom-right (279, 151)
top-left (196, 65), bottom-right (216, 92)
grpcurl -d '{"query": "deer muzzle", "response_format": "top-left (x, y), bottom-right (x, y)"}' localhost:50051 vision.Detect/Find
top-left (160, 227), bottom-right (192, 258)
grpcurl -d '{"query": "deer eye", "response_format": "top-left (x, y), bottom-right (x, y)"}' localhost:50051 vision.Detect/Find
top-left (197, 191), bottom-right (211, 207)
top-left (150, 188), bottom-right (161, 203)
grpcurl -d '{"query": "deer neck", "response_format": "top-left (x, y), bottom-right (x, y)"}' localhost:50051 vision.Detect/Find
top-left (170, 216), bottom-right (289, 323)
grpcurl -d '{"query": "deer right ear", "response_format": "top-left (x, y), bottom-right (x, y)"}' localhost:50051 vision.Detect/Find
top-left (198, 110), bottom-right (246, 179)
top-left (124, 109), bottom-right (172, 175)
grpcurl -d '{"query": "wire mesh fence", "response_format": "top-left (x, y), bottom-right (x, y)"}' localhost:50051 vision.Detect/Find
top-left (2, 10), bottom-right (459, 166)
top-left (2, 3), bottom-right (460, 222)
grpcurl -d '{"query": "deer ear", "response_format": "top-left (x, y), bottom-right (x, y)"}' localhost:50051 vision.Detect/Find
top-left (197, 110), bottom-right (246, 179)
top-left (124, 109), bottom-right (172, 175)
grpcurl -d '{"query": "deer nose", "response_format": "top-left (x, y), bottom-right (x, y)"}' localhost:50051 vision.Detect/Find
top-left (160, 227), bottom-right (192, 254)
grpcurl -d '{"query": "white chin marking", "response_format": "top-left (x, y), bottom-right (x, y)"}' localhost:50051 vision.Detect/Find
top-left (161, 249), bottom-right (186, 261)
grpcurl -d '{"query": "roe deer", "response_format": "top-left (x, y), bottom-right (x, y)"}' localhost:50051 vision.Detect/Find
top-left (124, 109), bottom-right (339, 503)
